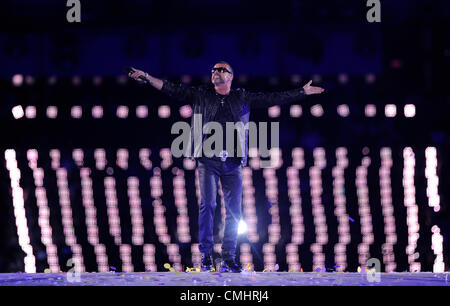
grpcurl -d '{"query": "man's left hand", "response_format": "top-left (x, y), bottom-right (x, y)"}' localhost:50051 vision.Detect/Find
top-left (303, 80), bottom-right (325, 95)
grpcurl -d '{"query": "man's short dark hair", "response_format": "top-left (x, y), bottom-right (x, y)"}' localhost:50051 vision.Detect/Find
top-left (215, 61), bottom-right (233, 74)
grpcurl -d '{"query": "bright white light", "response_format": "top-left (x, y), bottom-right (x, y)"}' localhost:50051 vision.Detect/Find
top-left (385, 104), bottom-right (397, 117)
top-left (12, 105), bottom-right (24, 119)
top-left (404, 104), bottom-right (416, 117)
top-left (238, 219), bottom-right (248, 235)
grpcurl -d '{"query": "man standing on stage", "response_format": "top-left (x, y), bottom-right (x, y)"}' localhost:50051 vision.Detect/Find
top-left (128, 62), bottom-right (324, 272)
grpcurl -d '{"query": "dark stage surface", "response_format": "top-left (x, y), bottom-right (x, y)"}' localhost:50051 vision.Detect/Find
top-left (0, 271), bottom-right (448, 286)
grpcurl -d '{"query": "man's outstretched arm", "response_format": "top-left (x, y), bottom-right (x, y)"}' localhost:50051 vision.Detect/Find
top-left (128, 67), bottom-right (163, 90)
top-left (128, 67), bottom-right (199, 103)
top-left (245, 79), bottom-right (325, 108)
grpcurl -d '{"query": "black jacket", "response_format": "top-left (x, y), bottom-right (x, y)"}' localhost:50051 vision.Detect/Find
top-left (161, 80), bottom-right (306, 165)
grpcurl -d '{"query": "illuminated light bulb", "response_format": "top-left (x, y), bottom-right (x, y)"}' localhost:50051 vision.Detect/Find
top-left (268, 106), bottom-right (280, 118)
top-left (158, 105), bottom-right (171, 118)
top-left (404, 104), bottom-right (416, 118)
top-left (385, 104), bottom-right (397, 117)
top-left (311, 104), bottom-right (324, 117)
top-left (179, 105), bottom-right (192, 118)
top-left (136, 105), bottom-right (148, 118)
top-left (12, 105), bottom-right (24, 119)
top-left (337, 104), bottom-right (350, 117)
top-left (12, 74), bottom-right (23, 86)
top-left (290, 104), bottom-right (302, 117)
top-left (365, 104), bottom-right (376, 117)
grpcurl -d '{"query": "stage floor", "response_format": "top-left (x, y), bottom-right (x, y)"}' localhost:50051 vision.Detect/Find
top-left (0, 271), bottom-right (448, 286)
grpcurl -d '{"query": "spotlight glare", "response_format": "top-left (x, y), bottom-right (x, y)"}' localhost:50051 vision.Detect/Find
top-left (238, 220), bottom-right (248, 235)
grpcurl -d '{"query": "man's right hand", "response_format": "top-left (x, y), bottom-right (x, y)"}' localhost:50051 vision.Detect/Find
top-left (128, 67), bottom-right (148, 84)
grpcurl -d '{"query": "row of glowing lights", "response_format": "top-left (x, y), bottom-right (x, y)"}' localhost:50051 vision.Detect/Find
top-left (5, 146), bottom-right (443, 272)
top-left (10, 73), bottom-right (377, 87)
top-left (11, 103), bottom-right (417, 120)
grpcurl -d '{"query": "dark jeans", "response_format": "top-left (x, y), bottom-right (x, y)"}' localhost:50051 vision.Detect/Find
top-left (197, 157), bottom-right (242, 259)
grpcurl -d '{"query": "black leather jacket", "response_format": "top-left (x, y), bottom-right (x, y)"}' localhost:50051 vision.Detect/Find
top-left (161, 80), bottom-right (306, 166)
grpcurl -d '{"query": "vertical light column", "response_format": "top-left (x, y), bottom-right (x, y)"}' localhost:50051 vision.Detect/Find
top-left (239, 243), bottom-right (253, 271)
top-left (150, 168), bottom-right (171, 245)
top-left (286, 147), bottom-right (304, 271)
top-left (79, 162), bottom-right (108, 272)
top-left (262, 148), bottom-right (282, 272)
top-left (104, 177), bottom-right (122, 245)
top-left (191, 243), bottom-right (201, 269)
top-left (139, 149), bottom-right (152, 170)
top-left (310, 148), bottom-right (328, 271)
top-left (167, 244), bottom-right (182, 271)
top-left (380, 147), bottom-right (397, 272)
top-left (356, 155), bottom-right (374, 269)
top-left (263, 166), bottom-right (279, 271)
top-left (143, 244), bottom-right (157, 272)
top-left (403, 147), bottom-right (420, 272)
top-left (286, 169), bottom-right (303, 246)
top-left (5, 149), bottom-right (36, 273)
top-left (53, 152), bottom-right (85, 272)
top-left (286, 243), bottom-right (301, 271)
top-left (425, 147), bottom-right (444, 272)
top-left (128, 176), bottom-right (144, 246)
top-left (27, 149), bottom-right (59, 272)
top-left (120, 244), bottom-right (134, 272)
top-left (116, 148), bottom-right (128, 170)
top-left (242, 167), bottom-right (258, 243)
top-left (173, 168), bottom-right (191, 243)
top-left (332, 147), bottom-right (350, 272)
top-left (262, 243), bottom-right (276, 271)
top-left (94, 149), bottom-right (107, 170)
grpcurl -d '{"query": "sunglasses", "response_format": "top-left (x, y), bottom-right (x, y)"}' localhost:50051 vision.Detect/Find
top-left (211, 67), bottom-right (232, 74)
